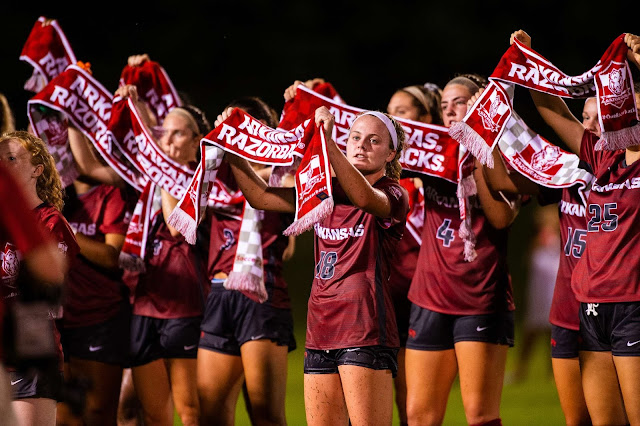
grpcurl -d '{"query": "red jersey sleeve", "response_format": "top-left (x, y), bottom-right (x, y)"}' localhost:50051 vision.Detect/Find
top-left (98, 186), bottom-right (131, 236)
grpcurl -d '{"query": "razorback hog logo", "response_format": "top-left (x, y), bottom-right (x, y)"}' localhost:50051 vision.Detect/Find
top-left (2, 243), bottom-right (19, 278)
top-left (478, 88), bottom-right (509, 132)
top-left (599, 62), bottom-right (631, 109)
top-left (298, 155), bottom-right (325, 197)
top-left (530, 145), bottom-right (562, 172)
top-left (40, 113), bottom-right (69, 146)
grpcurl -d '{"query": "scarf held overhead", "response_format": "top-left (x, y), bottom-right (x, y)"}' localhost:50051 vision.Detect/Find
top-left (20, 16), bottom-right (77, 93)
top-left (27, 64), bottom-right (145, 190)
top-left (451, 35), bottom-right (640, 167)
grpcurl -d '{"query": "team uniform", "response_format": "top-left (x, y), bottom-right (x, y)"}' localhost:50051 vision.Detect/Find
top-left (303, 176), bottom-right (409, 376)
top-left (3, 200), bottom-right (79, 400)
top-left (200, 163), bottom-right (296, 355)
top-left (123, 208), bottom-right (210, 366)
top-left (537, 182), bottom-right (589, 359)
top-left (573, 130), bottom-right (640, 356)
top-left (407, 176), bottom-right (515, 350)
top-left (387, 177), bottom-right (424, 346)
top-left (60, 184), bottom-right (132, 365)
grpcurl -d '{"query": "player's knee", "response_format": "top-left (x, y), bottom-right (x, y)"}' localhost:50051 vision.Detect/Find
top-left (406, 401), bottom-right (445, 426)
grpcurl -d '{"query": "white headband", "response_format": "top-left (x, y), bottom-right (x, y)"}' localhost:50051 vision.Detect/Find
top-left (354, 111), bottom-right (398, 150)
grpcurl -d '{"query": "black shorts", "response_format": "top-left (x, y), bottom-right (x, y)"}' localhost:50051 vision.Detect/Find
top-left (551, 325), bottom-right (580, 359)
top-left (406, 304), bottom-right (515, 350)
top-left (129, 315), bottom-right (202, 367)
top-left (9, 368), bottom-right (63, 401)
top-left (392, 291), bottom-right (411, 347)
top-left (304, 346), bottom-right (399, 378)
top-left (579, 301), bottom-right (640, 356)
top-left (199, 282), bottom-right (296, 356)
top-left (59, 301), bottom-right (131, 365)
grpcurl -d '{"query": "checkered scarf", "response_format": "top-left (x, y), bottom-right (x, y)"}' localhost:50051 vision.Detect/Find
top-left (119, 180), bottom-right (162, 272)
top-left (27, 64), bottom-right (145, 190)
top-left (451, 34), bottom-right (640, 166)
top-left (497, 111), bottom-right (594, 202)
top-left (167, 109), bottom-right (312, 302)
top-left (20, 16), bottom-right (76, 93)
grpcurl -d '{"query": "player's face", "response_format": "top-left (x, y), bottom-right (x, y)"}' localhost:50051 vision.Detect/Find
top-left (346, 115), bottom-right (395, 177)
top-left (441, 84), bottom-right (472, 128)
top-left (157, 111), bottom-right (198, 165)
top-left (387, 91), bottom-right (431, 123)
top-left (0, 139), bottom-right (41, 188)
top-left (582, 98), bottom-right (600, 137)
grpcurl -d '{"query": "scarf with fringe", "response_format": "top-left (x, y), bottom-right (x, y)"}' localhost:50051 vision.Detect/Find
top-left (27, 64), bottom-right (144, 190)
top-left (451, 34), bottom-right (640, 167)
top-left (278, 84), bottom-right (481, 260)
top-left (167, 109), bottom-right (327, 301)
top-left (20, 16), bottom-right (76, 93)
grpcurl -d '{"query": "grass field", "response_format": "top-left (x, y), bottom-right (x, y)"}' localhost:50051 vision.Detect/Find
top-left (176, 201), bottom-right (568, 425)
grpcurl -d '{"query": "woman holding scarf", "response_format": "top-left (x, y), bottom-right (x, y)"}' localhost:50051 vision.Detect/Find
top-left (114, 74), bottom-right (211, 426)
top-left (386, 82), bottom-right (443, 426)
top-left (0, 131), bottom-right (79, 426)
top-left (221, 104), bottom-right (409, 425)
top-left (404, 74), bottom-right (519, 426)
top-left (197, 96), bottom-right (297, 426)
top-left (510, 29), bottom-right (640, 426)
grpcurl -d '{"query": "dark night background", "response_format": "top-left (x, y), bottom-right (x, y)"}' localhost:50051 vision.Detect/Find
top-left (2, 2), bottom-right (638, 322)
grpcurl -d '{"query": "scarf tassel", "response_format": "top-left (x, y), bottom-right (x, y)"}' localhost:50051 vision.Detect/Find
top-left (167, 208), bottom-right (198, 245)
top-left (449, 122), bottom-right (496, 169)
top-left (458, 217), bottom-right (478, 262)
top-left (118, 252), bottom-right (147, 273)
top-left (595, 124), bottom-right (640, 151)
top-left (283, 197), bottom-right (334, 236)
top-left (224, 272), bottom-right (268, 303)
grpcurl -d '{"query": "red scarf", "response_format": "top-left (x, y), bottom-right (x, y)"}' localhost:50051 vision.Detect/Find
top-left (27, 64), bottom-right (144, 190)
top-left (452, 34), bottom-right (640, 166)
top-left (119, 60), bottom-right (182, 123)
top-left (167, 108), bottom-right (313, 242)
top-left (20, 16), bottom-right (77, 93)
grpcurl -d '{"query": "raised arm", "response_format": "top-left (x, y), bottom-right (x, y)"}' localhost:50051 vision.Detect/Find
top-left (483, 137), bottom-right (540, 196)
top-left (511, 30), bottom-right (585, 154)
top-left (474, 159), bottom-right (520, 229)
top-left (68, 126), bottom-right (126, 187)
top-left (316, 107), bottom-right (396, 218)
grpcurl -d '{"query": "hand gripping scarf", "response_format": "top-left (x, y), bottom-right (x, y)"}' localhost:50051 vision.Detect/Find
top-left (278, 84), bottom-right (482, 260)
top-left (20, 16), bottom-right (77, 93)
top-left (119, 60), bottom-right (183, 123)
top-left (451, 34), bottom-right (640, 167)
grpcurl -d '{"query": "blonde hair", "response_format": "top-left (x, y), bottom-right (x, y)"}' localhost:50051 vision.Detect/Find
top-left (0, 93), bottom-right (16, 135)
top-left (0, 131), bottom-right (64, 211)
top-left (353, 112), bottom-right (406, 180)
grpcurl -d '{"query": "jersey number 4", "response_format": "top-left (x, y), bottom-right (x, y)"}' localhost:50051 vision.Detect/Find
top-left (436, 218), bottom-right (455, 247)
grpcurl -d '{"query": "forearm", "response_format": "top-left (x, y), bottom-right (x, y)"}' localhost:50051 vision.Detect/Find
top-left (75, 233), bottom-right (123, 269)
top-left (483, 148), bottom-right (539, 195)
top-left (474, 162), bottom-right (519, 229)
top-left (69, 127), bottom-right (126, 187)
top-left (160, 188), bottom-right (182, 237)
top-left (226, 154), bottom-right (296, 213)
top-left (529, 90), bottom-right (583, 153)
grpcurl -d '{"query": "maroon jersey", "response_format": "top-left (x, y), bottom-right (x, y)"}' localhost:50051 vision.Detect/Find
top-left (123, 215), bottom-right (210, 318)
top-left (0, 167), bottom-right (52, 360)
top-left (549, 186), bottom-right (586, 330)
top-left (207, 210), bottom-right (292, 309)
top-left (572, 130), bottom-right (640, 303)
top-left (207, 162), bottom-right (292, 308)
top-left (305, 177), bottom-right (409, 350)
top-left (409, 177), bottom-right (514, 315)
top-left (387, 178), bottom-right (423, 299)
top-left (63, 184), bottom-right (132, 327)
